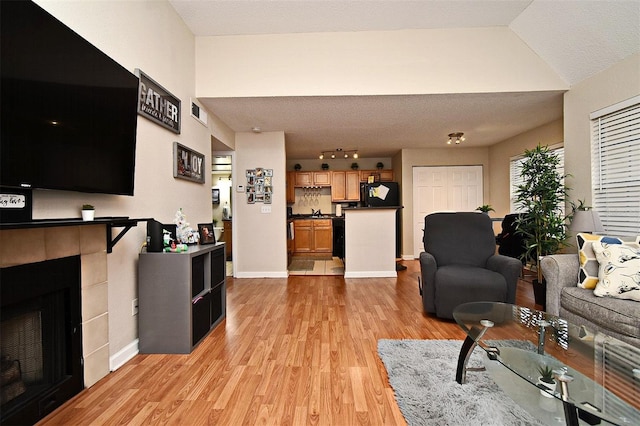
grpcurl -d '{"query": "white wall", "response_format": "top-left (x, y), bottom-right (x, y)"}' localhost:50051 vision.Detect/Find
top-left (234, 132), bottom-right (288, 278)
top-left (196, 27), bottom-right (567, 98)
top-left (564, 53), bottom-right (640, 206)
top-left (398, 147), bottom-right (489, 258)
top-left (33, 0), bottom-right (217, 363)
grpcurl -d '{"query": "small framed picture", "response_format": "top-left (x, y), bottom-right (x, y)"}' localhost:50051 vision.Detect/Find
top-left (212, 188), bottom-right (220, 204)
top-left (197, 223), bottom-right (216, 245)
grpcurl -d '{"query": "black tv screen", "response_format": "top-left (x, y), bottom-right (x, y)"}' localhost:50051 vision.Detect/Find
top-left (1, 0), bottom-right (138, 196)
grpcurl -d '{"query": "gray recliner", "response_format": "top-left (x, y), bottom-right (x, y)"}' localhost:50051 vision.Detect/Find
top-left (419, 212), bottom-right (522, 319)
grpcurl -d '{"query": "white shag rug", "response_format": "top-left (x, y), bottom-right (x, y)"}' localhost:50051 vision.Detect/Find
top-left (377, 339), bottom-right (547, 426)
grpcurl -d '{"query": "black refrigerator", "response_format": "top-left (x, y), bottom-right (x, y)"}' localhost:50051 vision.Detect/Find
top-left (360, 182), bottom-right (402, 257)
top-left (360, 182), bottom-right (400, 207)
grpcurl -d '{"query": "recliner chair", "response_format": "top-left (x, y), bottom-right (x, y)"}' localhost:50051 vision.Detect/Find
top-left (419, 212), bottom-right (522, 319)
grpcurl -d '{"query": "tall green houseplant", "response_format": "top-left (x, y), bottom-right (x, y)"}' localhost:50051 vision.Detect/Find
top-left (515, 144), bottom-right (570, 305)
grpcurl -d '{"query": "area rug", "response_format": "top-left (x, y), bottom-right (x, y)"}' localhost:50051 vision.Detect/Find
top-left (288, 259), bottom-right (315, 271)
top-left (377, 339), bottom-right (545, 426)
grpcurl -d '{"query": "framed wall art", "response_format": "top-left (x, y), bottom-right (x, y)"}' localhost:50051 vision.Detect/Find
top-left (173, 142), bottom-right (205, 183)
top-left (135, 69), bottom-right (181, 134)
top-left (246, 168), bottom-right (273, 204)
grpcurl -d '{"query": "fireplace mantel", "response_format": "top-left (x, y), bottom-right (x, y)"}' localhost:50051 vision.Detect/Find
top-left (0, 217), bottom-right (151, 253)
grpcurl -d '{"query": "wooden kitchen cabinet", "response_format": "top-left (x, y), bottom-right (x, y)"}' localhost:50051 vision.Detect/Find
top-left (286, 171), bottom-right (296, 203)
top-left (313, 219), bottom-right (333, 252)
top-left (360, 170), bottom-right (394, 182)
top-left (294, 171), bottom-right (331, 187)
top-left (313, 171), bottom-right (331, 186)
top-left (223, 220), bottom-right (232, 260)
top-left (293, 219), bottom-right (332, 254)
top-left (332, 171), bottom-right (360, 202)
top-left (293, 219), bottom-right (313, 253)
top-left (295, 172), bottom-right (312, 187)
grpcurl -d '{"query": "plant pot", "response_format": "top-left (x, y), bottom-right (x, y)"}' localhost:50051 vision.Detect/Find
top-left (532, 278), bottom-right (546, 310)
top-left (82, 210), bottom-right (95, 221)
top-left (537, 377), bottom-right (556, 398)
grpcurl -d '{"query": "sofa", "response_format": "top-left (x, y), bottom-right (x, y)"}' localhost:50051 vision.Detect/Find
top-left (541, 253), bottom-right (640, 349)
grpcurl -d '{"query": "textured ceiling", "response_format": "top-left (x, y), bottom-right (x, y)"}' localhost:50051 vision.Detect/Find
top-left (170, 0), bottom-right (640, 159)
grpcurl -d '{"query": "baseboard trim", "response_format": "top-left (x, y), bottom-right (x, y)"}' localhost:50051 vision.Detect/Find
top-left (344, 271), bottom-right (397, 278)
top-left (110, 338), bottom-right (139, 371)
top-left (235, 271), bottom-right (289, 278)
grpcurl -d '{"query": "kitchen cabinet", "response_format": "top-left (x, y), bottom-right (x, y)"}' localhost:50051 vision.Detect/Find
top-left (223, 220), bottom-right (232, 260)
top-left (293, 219), bottom-right (332, 254)
top-left (360, 170), bottom-right (394, 182)
top-left (313, 219), bottom-right (333, 252)
top-left (138, 244), bottom-right (226, 354)
top-left (286, 171), bottom-right (296, 203)
top-left (294, 171), bottom-right (331, 187)
top-left (331, 171), bottom-right (360, 202)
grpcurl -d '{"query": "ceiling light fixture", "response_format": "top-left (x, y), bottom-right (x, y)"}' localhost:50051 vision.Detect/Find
top-left (447, 132), bottom-right (465, 145)
top-left (319, 148), bottom-right (359, 160)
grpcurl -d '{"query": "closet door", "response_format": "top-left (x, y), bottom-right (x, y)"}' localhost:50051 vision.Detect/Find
top-left (412, 166), bottom-right (483, 258)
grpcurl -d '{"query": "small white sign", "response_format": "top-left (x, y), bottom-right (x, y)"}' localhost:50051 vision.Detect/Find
top-left (0, 194), bottom-right (26, 209)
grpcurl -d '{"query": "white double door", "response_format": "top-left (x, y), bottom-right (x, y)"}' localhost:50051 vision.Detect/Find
top-left (412, 166), bottom-right (483, 258)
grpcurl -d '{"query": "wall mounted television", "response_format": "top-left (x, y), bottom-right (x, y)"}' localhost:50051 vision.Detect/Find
top-left (1, 0), bottom-right (139, 196)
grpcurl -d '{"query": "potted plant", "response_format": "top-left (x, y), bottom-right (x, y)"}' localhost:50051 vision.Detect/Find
top-left (514, 144), bottom-right (570, 308)
top-left (321, 163), bottom-right (329, 170)
top-left (476, 204), bottom-right (494, 214)
top-left (376, 162), bottom-right (384, 170)
top-left (81, 204), bottom-right (95, 221)
top-left (537, 365), bottom-right (557, 397)
top-left (351, 162), bottom-right (359, 170)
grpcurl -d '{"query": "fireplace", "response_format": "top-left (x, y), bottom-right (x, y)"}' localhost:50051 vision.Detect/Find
top-left (1, 256), bottom-right (83, 425)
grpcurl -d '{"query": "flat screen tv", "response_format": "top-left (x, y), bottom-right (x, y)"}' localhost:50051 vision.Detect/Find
top-left (1, 0), bottom-right (139, 196)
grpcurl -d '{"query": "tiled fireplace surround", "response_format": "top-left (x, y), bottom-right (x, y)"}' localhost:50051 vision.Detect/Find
top-left (0, 224), bottom-right (110, 388)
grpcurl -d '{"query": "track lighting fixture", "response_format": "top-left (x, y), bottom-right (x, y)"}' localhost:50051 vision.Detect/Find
top-left (447, 132), bottom-right (465, 145)
top-left (319, 148), bottom-right (359, 159)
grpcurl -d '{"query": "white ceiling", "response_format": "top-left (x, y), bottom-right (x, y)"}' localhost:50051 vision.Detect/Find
top-left (170, 0), bottom-right (640, 159)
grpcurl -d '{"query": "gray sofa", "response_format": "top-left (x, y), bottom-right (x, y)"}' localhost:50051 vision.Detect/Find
top-left (541, 254), bottom-right (640, 348)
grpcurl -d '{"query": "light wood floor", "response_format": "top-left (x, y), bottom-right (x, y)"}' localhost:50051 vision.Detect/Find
top-left (39, 260), bottom-right (537, 425)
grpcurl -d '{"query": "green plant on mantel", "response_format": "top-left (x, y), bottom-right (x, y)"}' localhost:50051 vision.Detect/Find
top-left (82, 204), bottom-right (94, 210)
top-left (514, 144), bottom-right (571, 284)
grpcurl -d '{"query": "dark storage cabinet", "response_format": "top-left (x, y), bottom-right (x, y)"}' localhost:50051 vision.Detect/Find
top-left (138, 243), bottom-right (226, 353)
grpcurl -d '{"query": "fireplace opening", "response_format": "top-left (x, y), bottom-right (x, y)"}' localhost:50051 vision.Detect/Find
top-left (1, 256), bottom-right (83, 425)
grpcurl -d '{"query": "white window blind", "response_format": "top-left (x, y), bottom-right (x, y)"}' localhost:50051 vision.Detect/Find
top-left (510, 146), bottom-right (564, 213)
top-left (591, 97), bottom-right (640, 237)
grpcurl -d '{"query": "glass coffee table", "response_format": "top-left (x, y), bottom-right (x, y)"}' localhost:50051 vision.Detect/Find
top-left (453, 301), bottom-right (639, 426)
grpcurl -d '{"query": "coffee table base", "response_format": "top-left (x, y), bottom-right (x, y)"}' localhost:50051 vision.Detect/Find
top-left (456, 337), bottom-right (582, 426)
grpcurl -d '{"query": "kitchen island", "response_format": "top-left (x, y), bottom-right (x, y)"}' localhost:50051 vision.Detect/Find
top-left (343, 207), bottom-right (401, 278)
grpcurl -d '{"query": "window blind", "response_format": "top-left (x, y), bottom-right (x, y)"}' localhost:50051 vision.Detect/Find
top-left (591, 97), bottom-right (640, 237)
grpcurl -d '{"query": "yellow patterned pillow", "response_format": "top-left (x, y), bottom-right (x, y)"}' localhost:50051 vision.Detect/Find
top-left (577, 233), bottom-right (624, 289)
top-left (592, 242), bottom-right (640, 302)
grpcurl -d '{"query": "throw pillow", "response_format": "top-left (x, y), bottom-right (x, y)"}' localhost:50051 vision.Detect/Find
top-left (592, 242), bottom-right (640, 302)
top-left (576, 233), bottom-right (624, 289)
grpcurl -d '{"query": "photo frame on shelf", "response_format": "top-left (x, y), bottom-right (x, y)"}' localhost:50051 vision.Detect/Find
top-left (197, 223), bottom-right (216, 245)
top-left (212, 188), bottom-right (220, 204)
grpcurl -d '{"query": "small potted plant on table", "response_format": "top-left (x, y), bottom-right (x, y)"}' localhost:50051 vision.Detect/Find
top-left (81, 204), bottom-right (95, 221)
top-left (537, 364), bottom-right (557, 397)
